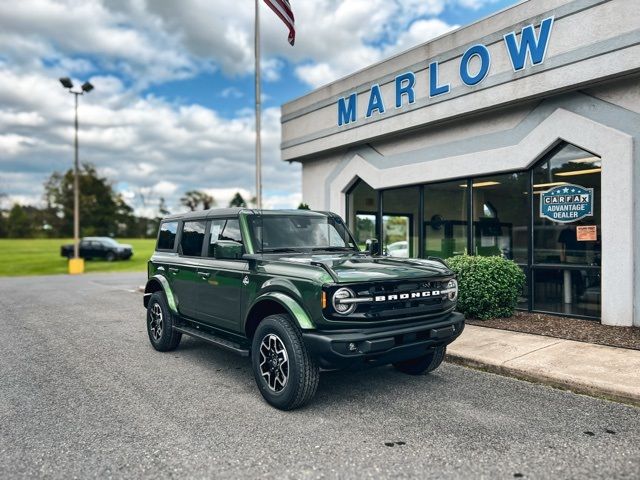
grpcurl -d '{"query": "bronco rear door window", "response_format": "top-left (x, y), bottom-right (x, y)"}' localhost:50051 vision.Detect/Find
top-left (157, 221), bottom-right (178, 251)
top-left (180, 221), bottom-right (207, 257)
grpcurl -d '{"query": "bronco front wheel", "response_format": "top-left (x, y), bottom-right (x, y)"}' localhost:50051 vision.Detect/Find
top-left (146, 291), bottom-right (182, 352)
top-left (251, 314), bottom-right (319, 410)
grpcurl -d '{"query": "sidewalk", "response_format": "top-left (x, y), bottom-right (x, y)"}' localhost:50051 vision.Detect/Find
top-left (446, 325), bottom-right (640, 407)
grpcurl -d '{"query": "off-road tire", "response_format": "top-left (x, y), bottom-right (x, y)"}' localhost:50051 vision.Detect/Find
top-left (251, 314), bottom-right (320, 410)
top-left (146, 291), bottom-right (182, 352)
top-left (393, 345), bottom-right (446, 375)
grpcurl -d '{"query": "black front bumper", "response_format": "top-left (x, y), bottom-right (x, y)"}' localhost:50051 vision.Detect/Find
top-left (302, 312), bottom-right (465, 370)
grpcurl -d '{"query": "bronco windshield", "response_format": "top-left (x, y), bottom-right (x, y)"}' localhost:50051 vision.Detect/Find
top-left (247, 213), bottom-right (358, 253)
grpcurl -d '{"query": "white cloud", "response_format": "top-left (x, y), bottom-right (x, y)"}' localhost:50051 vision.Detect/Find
top-left (220, 87), bottom-right (244, 99)
top-left (0, 1), bottom-right (501, 91)
top-left (294, 17), bottom-right (459, 88)
top-left (0, 111), bottom-right (45, 127)
top-left (457, 0), bottom-right (502, 10)
top-left (0, 134), bottom-right (38, 156)
top-left (0, 63), bottom-right (301, 214)
top-left (263, 191), bottom-right (303, 210)
top-left (0, 0), bottom-right (198, 88)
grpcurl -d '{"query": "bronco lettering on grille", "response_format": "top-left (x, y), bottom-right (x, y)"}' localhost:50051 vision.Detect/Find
top-left (374, 291), bottom-right (440, 302)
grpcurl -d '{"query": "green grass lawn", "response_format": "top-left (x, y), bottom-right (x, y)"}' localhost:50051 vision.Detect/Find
top-left (0, 238), bottom-right (156, 276)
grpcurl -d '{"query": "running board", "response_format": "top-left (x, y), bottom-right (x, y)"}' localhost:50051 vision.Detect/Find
top-left (174, 326), bottom-right (250, 357)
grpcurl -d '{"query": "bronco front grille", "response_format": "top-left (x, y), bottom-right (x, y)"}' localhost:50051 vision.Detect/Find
top-left (324, 278), bottom-right (455, 322)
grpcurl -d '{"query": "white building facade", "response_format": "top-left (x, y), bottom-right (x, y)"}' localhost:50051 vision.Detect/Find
top-left (281, 0), bottom-right (640, 327)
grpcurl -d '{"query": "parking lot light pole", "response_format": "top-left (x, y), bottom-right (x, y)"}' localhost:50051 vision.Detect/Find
top-left (59, 77), bottom-right (94, 274)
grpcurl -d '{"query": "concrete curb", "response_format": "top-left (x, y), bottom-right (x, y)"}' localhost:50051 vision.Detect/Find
top-left (444, 325), bottom-right (640, 408)
top-left (445, 353), bottom-right (640, 407)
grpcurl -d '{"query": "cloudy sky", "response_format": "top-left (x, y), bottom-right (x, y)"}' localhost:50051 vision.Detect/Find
top-left (0, 0), bottom-right (516, 216)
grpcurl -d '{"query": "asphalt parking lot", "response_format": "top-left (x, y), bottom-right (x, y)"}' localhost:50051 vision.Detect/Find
top-left (1, 273), bottom-right (639, 479)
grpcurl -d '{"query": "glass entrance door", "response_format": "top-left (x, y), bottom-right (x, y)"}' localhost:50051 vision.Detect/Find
top-left (531, 143), bottom-right (601, 317)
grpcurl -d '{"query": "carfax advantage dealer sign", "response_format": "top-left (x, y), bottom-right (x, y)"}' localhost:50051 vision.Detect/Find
top-left (540, 184), bottom-right (594, 223)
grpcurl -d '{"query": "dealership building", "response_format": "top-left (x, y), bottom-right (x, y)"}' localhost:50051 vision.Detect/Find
top-left (281, 0), bottom-right (640, 327)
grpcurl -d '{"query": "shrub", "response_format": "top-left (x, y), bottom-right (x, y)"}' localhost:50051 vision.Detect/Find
top-left (445, 255), bottom-right (525, 320)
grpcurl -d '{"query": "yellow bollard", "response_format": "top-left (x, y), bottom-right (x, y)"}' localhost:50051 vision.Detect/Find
top-left (68, 258), bottom-right (85, 275)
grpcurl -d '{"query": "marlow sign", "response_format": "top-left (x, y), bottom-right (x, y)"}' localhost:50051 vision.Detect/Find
top-left (337, 17), bottom-right (554, 127)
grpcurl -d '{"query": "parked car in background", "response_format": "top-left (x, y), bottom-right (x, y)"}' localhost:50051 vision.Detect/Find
top-left (386, 240), bottom-right (409, 257)
top-left (60, 237), bottom-right (133, 261)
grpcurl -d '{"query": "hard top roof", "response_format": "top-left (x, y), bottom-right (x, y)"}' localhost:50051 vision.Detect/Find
top-left (160, 208), bottom-right (333, 222)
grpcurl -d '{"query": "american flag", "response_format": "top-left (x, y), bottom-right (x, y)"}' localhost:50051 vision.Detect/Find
top-left (263, 0), bottom-right (295, 46)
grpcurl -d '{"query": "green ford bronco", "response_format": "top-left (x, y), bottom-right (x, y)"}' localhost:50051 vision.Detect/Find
top-left (143, 208), bottom-right (464, 410)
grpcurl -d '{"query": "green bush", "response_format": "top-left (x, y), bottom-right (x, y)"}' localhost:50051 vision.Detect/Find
top-left (445, 255), bottom-right (525, 320)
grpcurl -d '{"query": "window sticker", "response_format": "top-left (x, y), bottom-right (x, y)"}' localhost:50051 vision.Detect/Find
top-left (576, 225), bottom-right (597, 241)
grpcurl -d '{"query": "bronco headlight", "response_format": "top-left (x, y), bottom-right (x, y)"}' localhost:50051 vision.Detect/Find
top-left (332, 288), bottom-right (356, 315)
top-left (446, 279), bottom-right (458, 302)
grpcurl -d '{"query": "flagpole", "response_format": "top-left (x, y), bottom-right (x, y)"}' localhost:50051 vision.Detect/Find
top-left (254, 0), bottom-right (262, 209)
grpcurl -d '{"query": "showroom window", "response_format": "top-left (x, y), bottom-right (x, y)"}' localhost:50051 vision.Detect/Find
top-left (345, 141), bottom-right (601, 319)
top-left (424, 180), bottom-right (468, 258)
top-left (472, 172), bottom-right (528, 263)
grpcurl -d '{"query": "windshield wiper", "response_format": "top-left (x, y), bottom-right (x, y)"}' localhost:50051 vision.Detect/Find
top-left (262, 248), bottom-right (304, 253)
top-left (311, 246), bottom-right (356, 252)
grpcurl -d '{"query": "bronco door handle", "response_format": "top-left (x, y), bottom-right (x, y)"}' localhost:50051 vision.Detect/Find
top-left (168, 267), bottom-right (179, 274)
top-left (197, 271), bottom-right (211, 279)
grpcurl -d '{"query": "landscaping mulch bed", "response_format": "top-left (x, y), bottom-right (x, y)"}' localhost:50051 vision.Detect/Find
top-left (466, 311), bottom-right (640, 351)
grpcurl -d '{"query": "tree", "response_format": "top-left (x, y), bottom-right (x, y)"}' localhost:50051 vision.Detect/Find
top-left (0, 192), bottom-right (7, 237)
top-left (0, 211), bottom-right (6, 238)
top-left (43, 163), bottom-right (136, 237)
top-left (7, 204), bottom-right (34, 238)
top-left (158, 197), bottom-right (170, 216)
top-left (180, 190), bottom-right (216, 211)
top-left (297, 202), bottom-right (310, 210)
top-left (201, 193), bottom-right (215, 210)
top-left (228, 192), bottom-right (247, 208)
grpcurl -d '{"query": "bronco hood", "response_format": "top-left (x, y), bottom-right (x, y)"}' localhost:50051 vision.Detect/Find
top-left (278, 254), bottom-right (452, 283)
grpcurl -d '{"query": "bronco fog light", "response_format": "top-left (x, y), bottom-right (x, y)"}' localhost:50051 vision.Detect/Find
top-left (446, 279), bottom-right (458, 302)
top-left (332, 288), bottom-right (356, 315)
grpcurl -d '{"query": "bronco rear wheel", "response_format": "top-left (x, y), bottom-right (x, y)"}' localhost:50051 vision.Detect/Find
top-left (393, 345), bottom-right (446, 375)
top-left (251, 314), bottom-right (319, 410)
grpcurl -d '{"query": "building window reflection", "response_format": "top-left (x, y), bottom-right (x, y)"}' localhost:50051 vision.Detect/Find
top-left (347, 179), bottom-right (378, 251)
top-left (424, 180), bottom-right (468, 258)
top-left (382, 186), bottom-right (419, 258)
top-left (471, 172), bottom-right (528, 263)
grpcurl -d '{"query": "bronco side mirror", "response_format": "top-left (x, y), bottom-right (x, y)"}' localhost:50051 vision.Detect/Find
top-left (365, 238), bottom-right (380, 256)
top-left (212, 241), bottom-right (243, 260)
